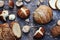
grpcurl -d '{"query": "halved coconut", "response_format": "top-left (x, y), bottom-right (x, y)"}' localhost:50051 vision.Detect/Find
top-left (49, 0), bottom-right (57, 9)
top-left (56, 0), bottom-right (60, 10)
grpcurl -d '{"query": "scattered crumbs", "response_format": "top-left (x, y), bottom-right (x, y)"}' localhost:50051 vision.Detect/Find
top-left (25, 18), bottom-right (29, 22)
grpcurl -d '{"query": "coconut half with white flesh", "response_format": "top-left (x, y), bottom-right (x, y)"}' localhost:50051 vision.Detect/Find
top-left (49, 0), bottom-right (57, 9)
top-left (56, 0), bottom-right (60, 10)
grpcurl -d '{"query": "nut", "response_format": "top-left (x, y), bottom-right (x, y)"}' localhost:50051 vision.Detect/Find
top-left (22, 25), bottom-right (30, 33)
top-left (17, 6), bottom-right (30, 19)
top-left (34, 27), bottom-right (45, 38)
top-left (9, 14), bottom-right (16, 20)
top-left (9, 0), bottom-right (14, 8)
top-left (0, 23), bottom-right (16, 40)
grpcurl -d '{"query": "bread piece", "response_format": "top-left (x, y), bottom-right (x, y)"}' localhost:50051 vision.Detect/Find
top-left (51, 26), bottom-right (60, 37)
top-left (56, 0), bottom-right (60, 10)
top-left (49, 0), bottom-right (57, 9)
top-left (0, 23), bottom-right (16, 40)
top-left (0, 25), bottom-right (3, 40)
top-left (9, 0), bottom-right (14, 8)
top-left (33, 5), bottom-right (53, 24)
top-left (17, 6), bottom-right (30, 19)
top-left (10, 21), bottom-right (22, 38)
top-left (34, 27), bottom-right (45, 38)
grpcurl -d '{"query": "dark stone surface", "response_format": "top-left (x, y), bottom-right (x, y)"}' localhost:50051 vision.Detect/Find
top-left (0, 0), bottom-right (60, 40)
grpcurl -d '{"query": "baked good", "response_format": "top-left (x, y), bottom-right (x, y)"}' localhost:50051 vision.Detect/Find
top-left (51, 26), bottom-right (60, 37)
top-left (34, 27), bottom-right (45, 38)
top-left (33, 5), bottom-right (53, 24)
top-left (9, 14), bottom-right (16, 20)
top-left (17, 6), bottom-right (30, 19)
top-left (22, 25), bottom-right (30, 33)
top-left (0, 23), bottom-right (16, 40)
top-left (10, 21), bottom-right (22, 38)
top-left (2, 23), bottom-right (16, 40)
top-left (9, 0), bottom-right (14, 8)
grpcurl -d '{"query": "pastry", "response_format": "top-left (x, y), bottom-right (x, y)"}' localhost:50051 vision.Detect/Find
top-left (9, 0), bottom-right (14, 8)
top-left (0, 23), bottom-right (16, 40)
top-left (17, 6), bottom-right (30, 19)
top-left (51, 26), bottom-right (60, 37)
top-left (34, 27), bottom-right (45, 38)
top-left (33, 5), bottom-right (53, 24)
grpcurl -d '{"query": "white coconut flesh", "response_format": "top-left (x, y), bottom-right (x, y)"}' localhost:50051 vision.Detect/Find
top-left (56, 0), bottom-right (60, 9)
top-left (49, 0), bottom-right (57, 9)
